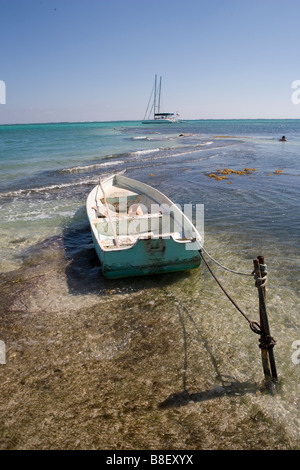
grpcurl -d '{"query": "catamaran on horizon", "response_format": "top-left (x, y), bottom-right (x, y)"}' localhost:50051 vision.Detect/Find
top-left (142, 75), bottom-right (179, 124)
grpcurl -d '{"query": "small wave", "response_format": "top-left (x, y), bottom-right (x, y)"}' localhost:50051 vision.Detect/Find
top-left (0, 179), bottom-right (98, 197)
top-left (207, 154), bottom-right (219, 159)
top-left (130, 136), bottom-right (175, 143)
top-left (131, 148), bottom-right (161, 156)
top-left (0, 169), bottom-right (126, 198)
top-left (163, 147), bottom-right (213, 159)
top-left (61, 159), bottom-right (124, 173)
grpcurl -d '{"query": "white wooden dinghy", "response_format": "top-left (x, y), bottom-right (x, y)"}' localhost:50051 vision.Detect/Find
top-left (86, 174), bottom-right (202, 278)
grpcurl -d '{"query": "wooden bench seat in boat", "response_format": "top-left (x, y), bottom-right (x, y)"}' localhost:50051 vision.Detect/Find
top-left (100, 187), bottom-right (139, 203)
top-left (92, 211), bottom-right (162, 224)
top-left (99, 231), bottom-right (182, 249)
top-left (94, 213), bottom-right (162, 237)
top-left (100, 232), bottom-right (155, 249)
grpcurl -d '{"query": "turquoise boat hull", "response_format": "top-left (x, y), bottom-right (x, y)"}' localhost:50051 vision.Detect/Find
top-left (90, 229), bottom-right (201, 279)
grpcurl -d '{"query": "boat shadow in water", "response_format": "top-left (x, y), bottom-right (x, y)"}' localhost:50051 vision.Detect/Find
top-left (63, 208), bottom-right (190, 297)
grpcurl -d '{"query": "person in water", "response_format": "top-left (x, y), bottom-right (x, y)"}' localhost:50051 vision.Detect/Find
top-left (279, 136), bottom-right (286, 141)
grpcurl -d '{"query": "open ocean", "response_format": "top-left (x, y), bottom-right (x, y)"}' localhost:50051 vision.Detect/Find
top-left (0, 119), bottom-right (299, 450)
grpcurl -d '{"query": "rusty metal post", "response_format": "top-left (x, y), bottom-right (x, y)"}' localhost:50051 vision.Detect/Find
top-left (253, 257), bottom-right (278, 388)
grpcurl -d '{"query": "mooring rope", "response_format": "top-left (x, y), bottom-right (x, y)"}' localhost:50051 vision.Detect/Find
top-left (199, 250), bottom-right (262, 336)
top-left (199, 250), bottom-right (278, 387)
top-left (201, 246), bottom-right (253, 276)
top-left (253, 263), bottom-right (268, 288)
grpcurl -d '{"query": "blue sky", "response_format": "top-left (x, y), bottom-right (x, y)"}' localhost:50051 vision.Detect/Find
top-left (1, 0), bottom-right (300, 123)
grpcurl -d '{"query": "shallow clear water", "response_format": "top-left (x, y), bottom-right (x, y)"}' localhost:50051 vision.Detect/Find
top-left (0, 119), bottom-right (299, 449)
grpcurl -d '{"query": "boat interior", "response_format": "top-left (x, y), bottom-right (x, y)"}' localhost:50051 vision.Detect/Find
top-left (91, 178), bottom-right (195, 250)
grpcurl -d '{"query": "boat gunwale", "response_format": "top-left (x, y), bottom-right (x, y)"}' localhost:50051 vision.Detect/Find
top-left (86, 174), bottom-right (202, 254)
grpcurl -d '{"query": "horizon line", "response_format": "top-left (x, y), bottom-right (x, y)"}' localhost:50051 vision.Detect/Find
top-left (1, 117), bottom-right (300, 126)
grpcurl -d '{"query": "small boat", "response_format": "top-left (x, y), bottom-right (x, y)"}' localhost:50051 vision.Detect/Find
top-left (142, 75), bottom-right (179, 124)
top-left (86, 174), bottom-right (202, 278)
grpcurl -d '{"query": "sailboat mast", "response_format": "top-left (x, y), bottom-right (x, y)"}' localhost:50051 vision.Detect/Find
top-left (153, 74), bottom-right (157, 119)
top-left (143, 74), bottom-right (178, 123)
top-left (158, 76), bottom-right (162, 114)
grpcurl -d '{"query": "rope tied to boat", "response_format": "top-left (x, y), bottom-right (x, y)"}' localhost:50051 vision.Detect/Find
top-left (201, 246), bottom-right (253, 276)
top-left (252, 261), bottom-right (276, 349)
top-left (259, 333), bottom-right (276, 350)
top-left (202, 246), bottom-right (269, 287)
top-left (253, 263), bottom-right (268, 288)
top-left (199, 250), bottom-right (278, 385)
top-left (248, 322), bottom-right (276, 349)
top-left (199, 250), bottom-right (261, 336)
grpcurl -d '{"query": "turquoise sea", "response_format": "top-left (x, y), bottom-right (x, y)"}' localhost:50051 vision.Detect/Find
top-left (0, 119), bottom-right (299, 449)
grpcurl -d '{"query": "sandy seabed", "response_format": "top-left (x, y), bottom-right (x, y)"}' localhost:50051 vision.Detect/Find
top-left (0, 235), bottom-right (299, 451)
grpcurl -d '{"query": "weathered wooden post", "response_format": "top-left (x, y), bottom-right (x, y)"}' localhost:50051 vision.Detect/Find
top-left (253, 256), bottom-right (278, 389)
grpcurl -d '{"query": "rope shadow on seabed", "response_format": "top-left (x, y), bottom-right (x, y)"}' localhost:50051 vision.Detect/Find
top-left (158, 380), bottom-right (259, 408)
top-left (158, 294), bottom-right (260, 409)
